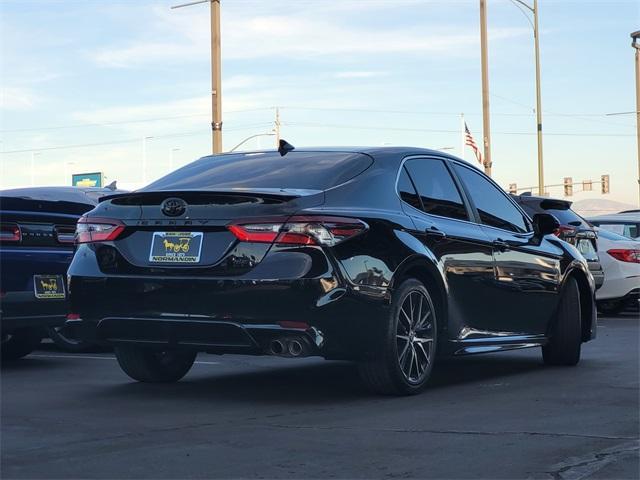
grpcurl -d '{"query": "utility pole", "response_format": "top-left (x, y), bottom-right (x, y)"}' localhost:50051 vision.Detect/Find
top-left (172, 0), bottom-right (222, 154)
top-left (533, 0), bottom-right (544, 196)
top-left (479, 0), bottom-right (492, 177)
top-left (632, 31), bottom-right (640, 205)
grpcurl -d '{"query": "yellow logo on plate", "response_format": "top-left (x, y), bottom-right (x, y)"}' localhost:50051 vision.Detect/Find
top-left (40, 278), bottom-right (58, 291)
top-left (163, 237), bottom-right (192, 253)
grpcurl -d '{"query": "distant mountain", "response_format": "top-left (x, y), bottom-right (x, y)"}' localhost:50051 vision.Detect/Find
top-left (571, 198), bottom-right (636, 217)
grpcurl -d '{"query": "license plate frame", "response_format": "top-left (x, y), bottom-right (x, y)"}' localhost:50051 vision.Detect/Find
top-left (149, 231), bottom-right (204, 264)
top-left (33, 275), bottom-right (66, 299)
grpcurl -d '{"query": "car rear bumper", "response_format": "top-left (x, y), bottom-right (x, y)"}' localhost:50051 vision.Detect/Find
top-left (0, 291), bottom-right (67, 332)
top-left (67, 275), bottom-right (391, 360)
top-left (587, 261), bottom-right (605, 289)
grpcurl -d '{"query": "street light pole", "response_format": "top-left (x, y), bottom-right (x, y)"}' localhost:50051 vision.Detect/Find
top-left (172, 0), bottom-right (222, 154)
top-left (479, 0), bottom-right (492, 177)
top-left (511, 0), bottom-right (544, 195)
top-left (632, 31), bottom-right (640, 205)
top-left (229, 133), bottom-right (276, 152)
top-left (533, 0), bottom-right (544, 196)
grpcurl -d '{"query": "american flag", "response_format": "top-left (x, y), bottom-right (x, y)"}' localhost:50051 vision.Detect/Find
top-left (464, 122), bottom-right (483, 165)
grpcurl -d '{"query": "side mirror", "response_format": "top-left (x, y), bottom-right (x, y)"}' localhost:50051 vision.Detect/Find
top-left (533, 213), bottom-right (559, 236)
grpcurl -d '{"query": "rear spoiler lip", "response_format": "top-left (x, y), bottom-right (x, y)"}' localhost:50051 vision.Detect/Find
top-left (99, 188), bottom-right (324, 203)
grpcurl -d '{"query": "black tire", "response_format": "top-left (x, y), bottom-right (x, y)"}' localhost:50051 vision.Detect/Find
top-left (1, 328), bottom-right (43, 361)
top-left (47, 326), bottom-right (97, 353)
top-left (542, 276), bottom-right (582, 366)
top-left (115, 346), bottom-right (196, 383)
top-left (358, 278), bottom-right (437, 395)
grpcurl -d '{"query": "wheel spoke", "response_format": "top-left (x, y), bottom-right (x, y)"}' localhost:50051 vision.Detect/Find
top-left (415, 310), bottom-right (431, 331)
top-left (414, 337), bottom-right (434, 344)
top-left (399, 340), bottom-right (411, 366)
top-left (400, 308), bottom-right (412, 331)
top-left (415, 294), bottom-right (422, 328)
top-left (408, 293), bottom-right (414, 320)
top-left (415, 340), bottom-right (430, 366)
top-left (408, 346), bottom-right (416, 379)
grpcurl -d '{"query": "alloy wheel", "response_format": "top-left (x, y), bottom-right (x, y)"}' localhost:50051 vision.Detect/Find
top-left (396, 290), bottom-right (435, 383)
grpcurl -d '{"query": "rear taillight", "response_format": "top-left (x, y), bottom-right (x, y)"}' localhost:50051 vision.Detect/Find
top-left (0, 223), bottom-right (21, 243)
top-left (553, 225), bottom-right (576, 238)
top-left (75, 217), bottom-right (125, 244)
top-left (227, 216), bottom-right (367, 247)
top-left (607, 249), bottom-right (640, 264)
top-left (55, 225), bottom-right (76, 244)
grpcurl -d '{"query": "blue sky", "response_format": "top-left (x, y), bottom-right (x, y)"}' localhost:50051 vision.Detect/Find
top-left (0, 0), bottom-right (638, 204)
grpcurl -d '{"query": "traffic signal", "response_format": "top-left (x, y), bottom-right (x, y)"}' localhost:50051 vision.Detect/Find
top-left (563, 177), bottom-right (573, 197)
top-left (601, 174), bottom-right (610, 194)
top-left (508, 183), bottom-right (517, 194)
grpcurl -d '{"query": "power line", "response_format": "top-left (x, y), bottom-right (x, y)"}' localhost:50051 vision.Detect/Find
top-left (0, 108), bottom-right (274, 134)
top-left (0, 123), bottom-right (273, 154)
top-left (283, 121), bottom-right (634, 137)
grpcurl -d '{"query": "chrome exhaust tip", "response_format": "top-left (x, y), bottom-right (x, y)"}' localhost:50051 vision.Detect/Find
top-left (270, 339), bottom-right (286, 355)
top-left (288, 339), bottom-right (304, 357)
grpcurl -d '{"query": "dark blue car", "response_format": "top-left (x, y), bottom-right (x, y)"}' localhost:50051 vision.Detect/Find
top-left (0, 186), bottom-right (120, 359)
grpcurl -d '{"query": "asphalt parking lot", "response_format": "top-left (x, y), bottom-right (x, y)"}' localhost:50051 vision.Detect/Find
top-left (2, 314), bottom-right (638, 480)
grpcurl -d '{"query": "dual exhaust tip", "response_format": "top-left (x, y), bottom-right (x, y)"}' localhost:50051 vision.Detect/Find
top-left (269, 337), bottom-right (309, 357)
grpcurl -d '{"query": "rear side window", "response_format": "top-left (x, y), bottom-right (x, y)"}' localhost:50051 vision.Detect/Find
top-left (453, 164), bottom-right (530, 233)
top-left (397, 167), bottom-right (421, 210)
top-left (403, 159), bottom-right (468, 221)
top-left (144, 151), bottom-right (373, 191)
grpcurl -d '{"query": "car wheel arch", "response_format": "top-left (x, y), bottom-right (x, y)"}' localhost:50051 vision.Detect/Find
top-left (561, 266), bottom-right (595, 342)
top-left (391, 256), bottom-right (448, 337)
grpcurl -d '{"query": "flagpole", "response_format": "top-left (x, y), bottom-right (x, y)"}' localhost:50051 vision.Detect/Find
top-left (460, 113), bottom-right (465, 160)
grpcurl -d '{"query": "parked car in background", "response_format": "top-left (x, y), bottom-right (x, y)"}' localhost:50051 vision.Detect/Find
top-left (588, 212), bottom-right (640, 241)
top-left (594, 228), bottom-right (640, 315)
top-left (66, 147), bottom-right (596, 395)
top-left (0, 186), bottom-right (121, 359)
top-left (512, 194), bottom-right (605, 289)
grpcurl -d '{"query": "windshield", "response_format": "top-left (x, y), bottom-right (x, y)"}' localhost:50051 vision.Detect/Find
top-left (144, 151), bottom-right (373, 192)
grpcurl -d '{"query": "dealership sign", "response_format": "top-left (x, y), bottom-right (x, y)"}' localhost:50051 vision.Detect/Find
top-left (71, 172), bottom-right (104, 188)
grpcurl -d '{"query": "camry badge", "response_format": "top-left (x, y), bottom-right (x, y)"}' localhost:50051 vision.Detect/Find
top-left (161, 197), bottom-right (187, 217)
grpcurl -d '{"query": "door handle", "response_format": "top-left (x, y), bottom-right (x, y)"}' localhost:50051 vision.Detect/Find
top-left (493, 239), bottom-right (509, 251)
top-left (425, 226), bottom-right (447, 239)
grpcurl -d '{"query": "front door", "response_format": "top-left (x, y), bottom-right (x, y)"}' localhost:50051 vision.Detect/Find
top-left (452, 163), bottom-right (562, 335)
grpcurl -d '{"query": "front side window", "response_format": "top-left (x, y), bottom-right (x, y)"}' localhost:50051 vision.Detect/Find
top-left (453, 164), bottom-right (530, 233)
top-left (403, 159), bottom-right (468, 221)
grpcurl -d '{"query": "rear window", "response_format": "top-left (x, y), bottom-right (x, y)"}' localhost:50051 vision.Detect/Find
top-left (517, 199), bottom-right (586, 227)
top-left (143, 151), bottom-right (373, 192)
top-left (544, 208), bottom-right (586, 226)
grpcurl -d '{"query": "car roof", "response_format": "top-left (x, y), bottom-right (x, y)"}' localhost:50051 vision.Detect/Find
top-left (588, 212), bottom-right (640, 222)
top-left (205, 146), bottom-right (460, 161)
top-left (511, 194), bottom-right (573, 209)
top-left (0, 186), bottom-right (124, 206)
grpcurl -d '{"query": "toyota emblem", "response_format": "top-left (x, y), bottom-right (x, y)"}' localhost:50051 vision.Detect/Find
top-left (161, 198), bottom-right (187, 217)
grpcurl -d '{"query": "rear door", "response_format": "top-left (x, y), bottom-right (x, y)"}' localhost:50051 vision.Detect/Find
top-left (399, 157), bottom-right (496, 340)
top-left (451, 163), bottom-right (562, 335)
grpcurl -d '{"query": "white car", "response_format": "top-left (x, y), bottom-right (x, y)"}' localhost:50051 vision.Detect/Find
top-left (595, 228), bottom-right (640, 314)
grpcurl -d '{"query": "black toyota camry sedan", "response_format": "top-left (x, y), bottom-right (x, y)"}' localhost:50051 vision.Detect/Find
top-left (66, 146), bottom-right (596, 395)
